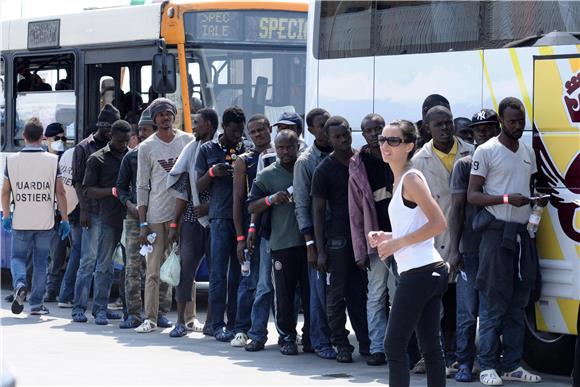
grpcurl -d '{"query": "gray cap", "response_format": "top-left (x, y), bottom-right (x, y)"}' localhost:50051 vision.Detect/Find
top-left (138, 107), bottom-right (154, 127)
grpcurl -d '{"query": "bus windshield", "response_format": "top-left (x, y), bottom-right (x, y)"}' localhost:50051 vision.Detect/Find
top-left (188, 47), bottom-right (306, 122)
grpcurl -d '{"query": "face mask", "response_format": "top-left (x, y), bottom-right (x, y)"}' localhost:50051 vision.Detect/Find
top-left (51, 140), bottom-right (65, 152)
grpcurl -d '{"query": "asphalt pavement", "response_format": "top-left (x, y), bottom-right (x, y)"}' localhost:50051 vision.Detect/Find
top-left (0, 289), bottom-right (572, 387)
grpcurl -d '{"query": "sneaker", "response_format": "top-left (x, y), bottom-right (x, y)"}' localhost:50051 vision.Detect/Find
top-left (135, 319), bottom-right (157, 333)
top-left (480, 369), bottom-right (503, 386)
top-left (157, 315), bottom-right (173, 328)
top-left (57, 301), bottom-right (74, 308)
top-left (336, 350), bottom-right (353, 363)
top-left (230, 332), bottom-right (248, 347)
top-left (245, 340), bottom-right (266, 352)
top-left (185, 318), bottom-right (204, 332)
top-left (11, 285), bottom-right (27, 315)
top-left (215, 328), bottom-right (235, 342)
top-left (502, 366), bottom-right (541, 383)
top-left (107, 298), bottom-right (123, 310)
top-left (366, 352), bottom-right (387, 366)
top-left (72, 312), bottom-right (88, 323)
top-left (411, 357), bottom-right (426, 374)
top-left (30, 305), bottom-right (50, 315)
top-left (94, 311), bottom-right (109, 325)
top-left (106, 310), bottom-right (122, 320)
top-left (119, 316), bottom-right (142, 329)
top-left (169, 323), bottom-right (188, 338)
top-left (280, 341), bottom-right (298, 356)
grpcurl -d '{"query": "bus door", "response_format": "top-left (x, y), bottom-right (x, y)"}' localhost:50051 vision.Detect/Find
top-left (531, 53), bottom-right (580, 336)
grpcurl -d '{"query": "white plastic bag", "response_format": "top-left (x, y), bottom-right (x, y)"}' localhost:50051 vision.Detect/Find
top-left (160, 243), bottom-right (181, 287)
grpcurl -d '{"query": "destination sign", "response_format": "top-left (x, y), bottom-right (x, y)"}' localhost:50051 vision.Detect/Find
top-left (185, 11), bottom-right (306, 44)
top-left (28, 19), bottom-right (60, 50)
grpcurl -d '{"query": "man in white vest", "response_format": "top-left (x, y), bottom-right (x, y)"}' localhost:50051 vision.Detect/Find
top-left (2, 117), bottom-right (71, 316)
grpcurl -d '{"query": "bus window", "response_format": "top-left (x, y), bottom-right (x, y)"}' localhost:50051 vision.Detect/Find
top-left (1, 58), bottom-right (5, 149)
top-left (317, 1), bottom-right (373, 60)
top-left (14, 54), bottom-right (76, 146)
top-left (187, 61), bottom-right (203, 111)
top-left (140, 65), bottom-right (152, 105)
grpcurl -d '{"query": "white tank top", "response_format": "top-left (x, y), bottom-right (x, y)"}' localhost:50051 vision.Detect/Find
top-left (388, 168), bottom-right (442, 274)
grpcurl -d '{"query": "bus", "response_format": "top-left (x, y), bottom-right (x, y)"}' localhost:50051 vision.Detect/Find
top-left (306, 0), bottom-right (579, 375)
top-left (0, 0), bottom-right (308, 270)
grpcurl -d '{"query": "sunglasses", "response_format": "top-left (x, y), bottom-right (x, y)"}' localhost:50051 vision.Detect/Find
top-left (378, 136), bottom-right (405, 146)
top-left (53, 135), bottom-right (66, 141)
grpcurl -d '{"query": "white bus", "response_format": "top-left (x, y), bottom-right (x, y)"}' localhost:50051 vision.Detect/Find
top-left (306, 0), bottom-right (579, 375)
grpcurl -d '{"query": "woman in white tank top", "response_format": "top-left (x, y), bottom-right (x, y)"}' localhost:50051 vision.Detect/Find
top-left (367, 120), bottom-right (448, 387)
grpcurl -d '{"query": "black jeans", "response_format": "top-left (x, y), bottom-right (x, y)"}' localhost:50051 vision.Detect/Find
top-left (175, 221), bottom-right (210, 302)
top-left (385, 262), bottom-right (448, 387)
top-left (326, 238), bottom-right (370, 352)
top-left (271, 246), bottom-right (310, 345)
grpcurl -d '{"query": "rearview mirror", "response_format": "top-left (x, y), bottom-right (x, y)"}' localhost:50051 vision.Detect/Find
top-left (152, 53), bottom-right (176, 94)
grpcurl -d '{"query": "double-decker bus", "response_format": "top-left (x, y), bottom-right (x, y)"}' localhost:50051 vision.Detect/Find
top-left (0, 1), bottom-right (308, 270)
top-left (306, 0), bottom-right (579, 375)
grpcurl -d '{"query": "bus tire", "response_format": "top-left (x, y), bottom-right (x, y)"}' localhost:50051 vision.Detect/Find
top-left (523, 305), bottom-right (576, 375)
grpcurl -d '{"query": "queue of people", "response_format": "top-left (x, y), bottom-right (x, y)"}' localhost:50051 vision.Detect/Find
top-left (3, 94), bottom-right (557, 386)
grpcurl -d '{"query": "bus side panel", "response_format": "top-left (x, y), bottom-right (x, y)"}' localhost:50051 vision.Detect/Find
top-left (374, 50), bottom-right (482, 131)
top-left (318, 56), bottom-right (374, 147)
top-left (304, 0), bottom-right (319, 146)
top-left (531, 53), bottom-right (580, 336)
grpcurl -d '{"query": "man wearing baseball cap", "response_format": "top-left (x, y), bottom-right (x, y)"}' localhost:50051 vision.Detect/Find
top-left (448, 108), bottom-right (499, 382)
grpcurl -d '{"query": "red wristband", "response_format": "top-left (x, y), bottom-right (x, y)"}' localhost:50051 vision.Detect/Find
top-left (112, 187), bottom-right (118, 197)
top-left (248, 227), bottom-right (256, 233)
top-left (503, 194), bottom-right (509, 204)
top-left (236, 235), bottom-right (245, 242)
top-left (209, 166), bottom-right (215, 178)
top-left (265, 196), bottom-right (272, 206)
top-left (169, 223), bottom-right (178, 229)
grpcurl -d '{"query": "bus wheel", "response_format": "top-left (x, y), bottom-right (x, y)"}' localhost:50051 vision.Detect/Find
top-left (523, 305), bottom-right (575, 375)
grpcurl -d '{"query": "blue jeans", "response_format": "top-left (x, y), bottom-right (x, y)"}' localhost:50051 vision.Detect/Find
top-left (209, 219), bottom-right (240, 333)
top-left (248, 238), bottom-right (275, 343)
top-left (367, 253), bottom-right (391, 354)
top-left (72, 213), bottom-right (101, 315)
top-left (234, 238), bottom-right (261, 333)
top-left (10, 229), bottom-right (53, 308)
top-left (455, 251), bottom-right (480, 368)
top-left (46, 226), bottom-right (68, 296)
top-left (478, 283), bottom-right (530, 372)
top-left (308, 266), bottom-right (333, 352)
top-left (58, 222), bottom-right (82, 303)
top-left (91, 222), bottom-right (122, 315)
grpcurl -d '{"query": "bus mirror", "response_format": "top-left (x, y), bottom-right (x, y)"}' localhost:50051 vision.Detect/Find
top-left (152, 53), bottom-right (177, 94)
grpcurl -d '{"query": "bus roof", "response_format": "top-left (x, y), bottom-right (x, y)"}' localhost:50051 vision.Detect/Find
top-left (1, 3), bottom-right (163, 52)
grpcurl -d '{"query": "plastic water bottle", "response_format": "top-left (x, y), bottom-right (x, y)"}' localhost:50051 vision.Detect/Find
top-left (527, 204), bottom-right (544, 238)
top-left (241, 249), bottom-right (251, 277)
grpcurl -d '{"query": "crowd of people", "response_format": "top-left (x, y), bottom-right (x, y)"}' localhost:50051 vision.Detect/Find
top-left (3, 93), bottom-right (578, 387)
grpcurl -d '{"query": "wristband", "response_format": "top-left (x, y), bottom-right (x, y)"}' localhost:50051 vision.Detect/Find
top-left (306, 240), bottom-right (315, 246)
top-left (265, 195), bottom-right (272, 206)
top-left (169, 223), bottom-right (178, 229)
top-left (503, 194), bottom-right (509, 204)
top-left (112, 187), bottom-right (118, 197)
top-left (209, 166), bottom-right (215, 178)
top-left (248, 227), bottom-right (256, 233)
top-left (236, 235), bottom-right (245, 242)
top-left (139, 222), bottom-right (148, 228)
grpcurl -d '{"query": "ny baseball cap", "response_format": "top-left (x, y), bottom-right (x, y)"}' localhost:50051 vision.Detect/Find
top-left (469, 109), bottom-right (499, 127)
top-left (273, 112), bottom-right (303, 130)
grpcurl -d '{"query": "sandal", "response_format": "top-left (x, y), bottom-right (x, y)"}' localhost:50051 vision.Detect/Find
top-left (169, 323), bottom-right (187, 338)
top-left (455, 364), bottom-right (473, 383)
top-left (316, 348), bottom-right (337, 360)
top-left (185, 318), bottom-right (204, 332)
top-left (480, 369), bottom-right (503, 386)
top-left (502, 366), bottom-right (541, 383)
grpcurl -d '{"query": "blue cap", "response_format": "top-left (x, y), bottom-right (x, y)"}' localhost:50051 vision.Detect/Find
top-left (273, 112), bottom-right (303, 130)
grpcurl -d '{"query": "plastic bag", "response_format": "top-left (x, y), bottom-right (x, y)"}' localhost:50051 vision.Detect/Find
top-left (160, 243), bottom-right (181, 287)
top-left (112, 243), bottom-right (125, 270)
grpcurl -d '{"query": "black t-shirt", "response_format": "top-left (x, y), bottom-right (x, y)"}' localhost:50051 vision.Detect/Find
top-left (311, 155), bottom-right (350, 239)
top-left (361, 148), bottom-right (393, 232)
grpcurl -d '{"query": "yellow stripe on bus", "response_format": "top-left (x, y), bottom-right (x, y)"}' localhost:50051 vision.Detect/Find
top-left (537, 209), bottom-right (565, 260)
top-left (557, 298), bottom-right (579, 335)
top-left (509, 48), bottom-right (533, 123)
top-left (534, 303), bottom-right (549, 332)
top-left (480, 50), bottom-right (498, 112)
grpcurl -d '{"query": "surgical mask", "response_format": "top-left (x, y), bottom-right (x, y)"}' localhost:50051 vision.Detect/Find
top-left (51, 140), bottom-right (65, 152)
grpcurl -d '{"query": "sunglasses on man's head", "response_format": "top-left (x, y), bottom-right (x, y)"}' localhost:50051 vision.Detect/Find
top-left (378, 136), bottom-right (404, 146)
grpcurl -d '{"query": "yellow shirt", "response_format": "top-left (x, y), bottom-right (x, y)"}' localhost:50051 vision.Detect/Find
top-left (433, 138), bottom-right (458, 173)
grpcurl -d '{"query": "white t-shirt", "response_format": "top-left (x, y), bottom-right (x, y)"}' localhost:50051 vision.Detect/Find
top-left (471, 136), bottom-right (536, 224)
top-left (59, 148), bottom-right (79, 215)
